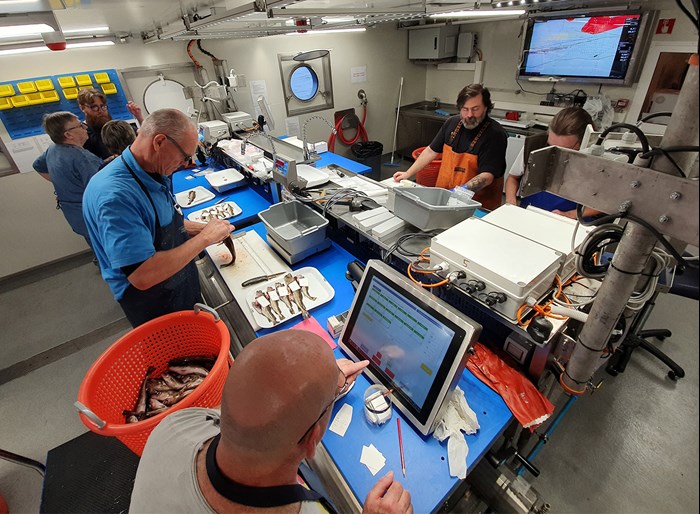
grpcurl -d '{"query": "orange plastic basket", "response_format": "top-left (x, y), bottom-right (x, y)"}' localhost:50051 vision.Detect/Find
top-left (76, 304), bottom-right (231, 456)
top-left (412, 146), bottom-right (442, 187)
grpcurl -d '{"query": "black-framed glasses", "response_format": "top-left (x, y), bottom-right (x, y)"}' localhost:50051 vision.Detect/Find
top-left (87, 104), bottom-right (108, 112)
top-left (164, 134), bottom-right (191, 164)
top-left (65, 121), bottom-right (87, 133)
top-left (297, 369), bottom-right (349, 444)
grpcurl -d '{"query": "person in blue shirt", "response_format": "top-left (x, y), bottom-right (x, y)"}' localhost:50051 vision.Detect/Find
top-left (505, 107), bottom-right (601, 219)
top-left (33, 111), bottom-right (105, 245)
top-left (82, 108), bottom-right (233, 327)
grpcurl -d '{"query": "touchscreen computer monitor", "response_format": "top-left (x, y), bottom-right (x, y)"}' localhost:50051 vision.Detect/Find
top-left (338, 260), bottom-right (481, 436)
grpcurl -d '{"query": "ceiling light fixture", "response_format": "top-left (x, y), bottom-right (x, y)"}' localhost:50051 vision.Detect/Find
top-left (285, 27), bottom-right (366, 35)
top-left (0, 22), bottom-right (54, 38)
top-left (0, 44), bottom-right (48, 56)
top-left (430, 9), bottom-right (526, 18)
top-left (0, 36), bottom-right (115, 56)
top-left (63, 26), bottom-right (110, 34)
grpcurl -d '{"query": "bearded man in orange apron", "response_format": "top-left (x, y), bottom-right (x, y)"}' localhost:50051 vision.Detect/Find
top-left (394, 84), bottom-right (508, 211)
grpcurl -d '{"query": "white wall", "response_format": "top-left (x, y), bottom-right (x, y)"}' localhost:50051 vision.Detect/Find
top-left (425, 0), bottom-right (697, 119)
top-left (200, 24), bottom-right (426, 157)
top-left (0, 24), bottom-right (426, 164)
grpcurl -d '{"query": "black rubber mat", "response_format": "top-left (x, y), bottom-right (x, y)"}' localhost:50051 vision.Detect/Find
top-left (40, 432), bottom-right (139, 513)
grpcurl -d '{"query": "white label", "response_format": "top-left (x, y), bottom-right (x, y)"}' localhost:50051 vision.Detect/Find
top-left (297, 276), bottom-right (309, 287)
top-left (257, 296), bottom-right (270, 308)
top-left (277, 287), bottom-right (288, 297)
top-left (268, 290), bottom-right (279, 301)
top-left (289, 281), bottom-right (301, 292)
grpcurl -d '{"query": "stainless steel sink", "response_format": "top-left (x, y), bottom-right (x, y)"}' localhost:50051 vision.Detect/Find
top-left (413, 104), bottom-right (438, 111)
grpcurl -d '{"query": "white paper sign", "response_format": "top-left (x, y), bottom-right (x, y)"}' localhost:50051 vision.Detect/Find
top-left (351, 66), bottom-right (367, 83)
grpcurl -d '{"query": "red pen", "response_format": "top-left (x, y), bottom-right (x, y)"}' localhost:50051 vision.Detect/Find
top-left (397, 417), bottom-right (406, 477)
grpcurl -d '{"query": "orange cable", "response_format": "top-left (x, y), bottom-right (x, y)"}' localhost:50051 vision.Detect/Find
top-left (559, 373), bottom-right (586, 396)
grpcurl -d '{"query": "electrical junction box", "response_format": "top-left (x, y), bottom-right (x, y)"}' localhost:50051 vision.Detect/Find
top-left (221, 111), bottom-right (254, 133)
top-left (481, 204), bottom-right (592, 281)
top-left (408, 25), bottom-right (459, 60)
top-left (457, 32), bottom-right (475, 60)
top-left (429, 217), bottom-right (563, 322)
top-left (198, 120), bottom-right (230, 144)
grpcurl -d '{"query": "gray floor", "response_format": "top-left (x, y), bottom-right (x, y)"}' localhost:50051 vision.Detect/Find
top-left (1, 168), bottom-right (698, 513)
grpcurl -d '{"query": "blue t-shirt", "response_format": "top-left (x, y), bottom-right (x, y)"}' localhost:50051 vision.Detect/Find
top-left (82, 148), bottom-right (175, 300)
top-left (33, 144), bottom-right (103, 238)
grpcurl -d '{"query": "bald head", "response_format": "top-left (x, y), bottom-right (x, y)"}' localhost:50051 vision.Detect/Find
top-left (129, 108), bottom-right (198, 175)
top-left (220, 330), bottom-right (338, 460)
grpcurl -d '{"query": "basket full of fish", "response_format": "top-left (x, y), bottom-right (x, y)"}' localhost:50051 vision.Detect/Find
top-left (75, 304), bottom-right (231, 456)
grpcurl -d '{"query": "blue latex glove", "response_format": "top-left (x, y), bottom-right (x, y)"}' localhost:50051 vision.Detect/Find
top-left (435, 109), bottom-right (450, 116)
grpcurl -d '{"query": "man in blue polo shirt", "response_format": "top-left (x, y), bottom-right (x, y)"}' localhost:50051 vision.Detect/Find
top-left (83, 108), bottom-right (233, 327)
top-left (34, 111), bottom-right (104, 246)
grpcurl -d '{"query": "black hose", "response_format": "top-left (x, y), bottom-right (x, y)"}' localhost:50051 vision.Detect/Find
top-left (595, 123), bottom-right (650, 153)
top-left (637, 112), bottom-right (673, 124)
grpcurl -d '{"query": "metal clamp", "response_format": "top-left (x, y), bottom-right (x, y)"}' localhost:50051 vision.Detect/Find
top-left (74, 401), bottom-right (107, 429)
top-left (193, 302), bottom-right (221, 322)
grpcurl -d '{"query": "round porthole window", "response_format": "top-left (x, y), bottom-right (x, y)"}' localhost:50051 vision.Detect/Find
top-left (289, 64), bottom-right (319, 102)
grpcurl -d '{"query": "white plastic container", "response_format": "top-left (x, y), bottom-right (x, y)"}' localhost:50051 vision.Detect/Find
top-left (205, 168), bottom-right (246, 193)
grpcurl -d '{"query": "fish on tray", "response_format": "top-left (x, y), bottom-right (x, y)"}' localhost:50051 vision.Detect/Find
top-left (267, 285), bottom-right (285, 321)
top-left (252, 289), bottom-right (279, 325)
top-left (123, 355), bottom-right (215, 423)
top-left (284, 273), bottom-right (309, 319)
top-left (276, 281), bottom-right (296, 315)
top-left (187, 189), bottom-right (197, 205)
top-left (295, 274), bottom-right (317, 301)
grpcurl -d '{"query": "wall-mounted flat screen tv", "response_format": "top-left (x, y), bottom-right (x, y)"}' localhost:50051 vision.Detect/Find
top-left (518, 11), bottom-right (653, 86)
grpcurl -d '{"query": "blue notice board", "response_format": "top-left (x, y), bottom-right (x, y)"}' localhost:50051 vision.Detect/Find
top-left (0, 69), bottom-right (130, 140)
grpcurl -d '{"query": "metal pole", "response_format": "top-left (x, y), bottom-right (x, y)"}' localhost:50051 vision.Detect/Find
top-left (562, 56), bottom-right (699, 392)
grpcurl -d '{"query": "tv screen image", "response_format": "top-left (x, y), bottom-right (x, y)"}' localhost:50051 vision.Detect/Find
top-left (519, 12), bottom-right (650, 85)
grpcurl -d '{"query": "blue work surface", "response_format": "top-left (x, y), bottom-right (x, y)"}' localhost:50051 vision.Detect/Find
top-left (172, 162), bottom-right (271, 228)
top-left (241, 222), bottom-right (357, 339)
top-left (322, 365), bottom-right (511, 514)
top-left (240, 225), bottom-right (512, 513)
top-left (315, 152), bottom-right (371, 175)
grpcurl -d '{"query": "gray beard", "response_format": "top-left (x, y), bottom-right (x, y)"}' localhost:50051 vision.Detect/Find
top-left (463, 117), bottom-right (483, 130)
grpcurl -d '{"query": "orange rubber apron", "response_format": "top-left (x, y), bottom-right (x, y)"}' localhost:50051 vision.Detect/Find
top-left (434, 121), bottom-right (503, 211)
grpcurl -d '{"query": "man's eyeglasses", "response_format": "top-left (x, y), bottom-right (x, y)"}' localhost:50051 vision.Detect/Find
top-left (164, 134), bottom-right (191, 164)
top-left (65, 121), bottom-right (87, 133)
top-left (87, 104), bottom-right (108, 113)
top-left (297, 369), bottom-right (349, 444)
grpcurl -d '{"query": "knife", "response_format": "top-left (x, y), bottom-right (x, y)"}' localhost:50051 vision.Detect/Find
top-left (241, 271), bottom-right (286, 287)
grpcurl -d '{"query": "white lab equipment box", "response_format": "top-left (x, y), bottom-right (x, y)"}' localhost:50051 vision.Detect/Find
top-left (430, 217), bottom-right (563, 322)
top-left (481, 204), bottom-right (592, 280)
top-left (198, 121), bottom-right (230, 144)
top-left (408, 25), bottom-right (459, 60)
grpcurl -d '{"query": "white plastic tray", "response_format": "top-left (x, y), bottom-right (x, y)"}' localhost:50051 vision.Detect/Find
top-left (297, 164), bottom-right (330, 188)
top-left (205, 168), bottom-right (246, 193)
top-left (175, 186), bottom-right (215, 208)
top-left (246, 266), bottom-right (334, 329)
top-left (187, 201), bottom-right (242, 223)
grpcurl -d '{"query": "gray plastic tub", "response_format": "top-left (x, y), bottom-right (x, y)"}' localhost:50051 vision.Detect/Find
top-left (392, 187), bottom-right (481, 230)
top-left (258, 200), bottom-right (329, 255)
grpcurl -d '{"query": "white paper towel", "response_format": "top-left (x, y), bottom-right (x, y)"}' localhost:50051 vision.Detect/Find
top-left (432, 386), bottom-right (480, 479)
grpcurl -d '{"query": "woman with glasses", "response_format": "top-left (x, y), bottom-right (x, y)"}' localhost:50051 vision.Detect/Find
top-left (78, 87), bottom-right (144, 159)
top-left (33, 111), bottom-right (104, 247)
